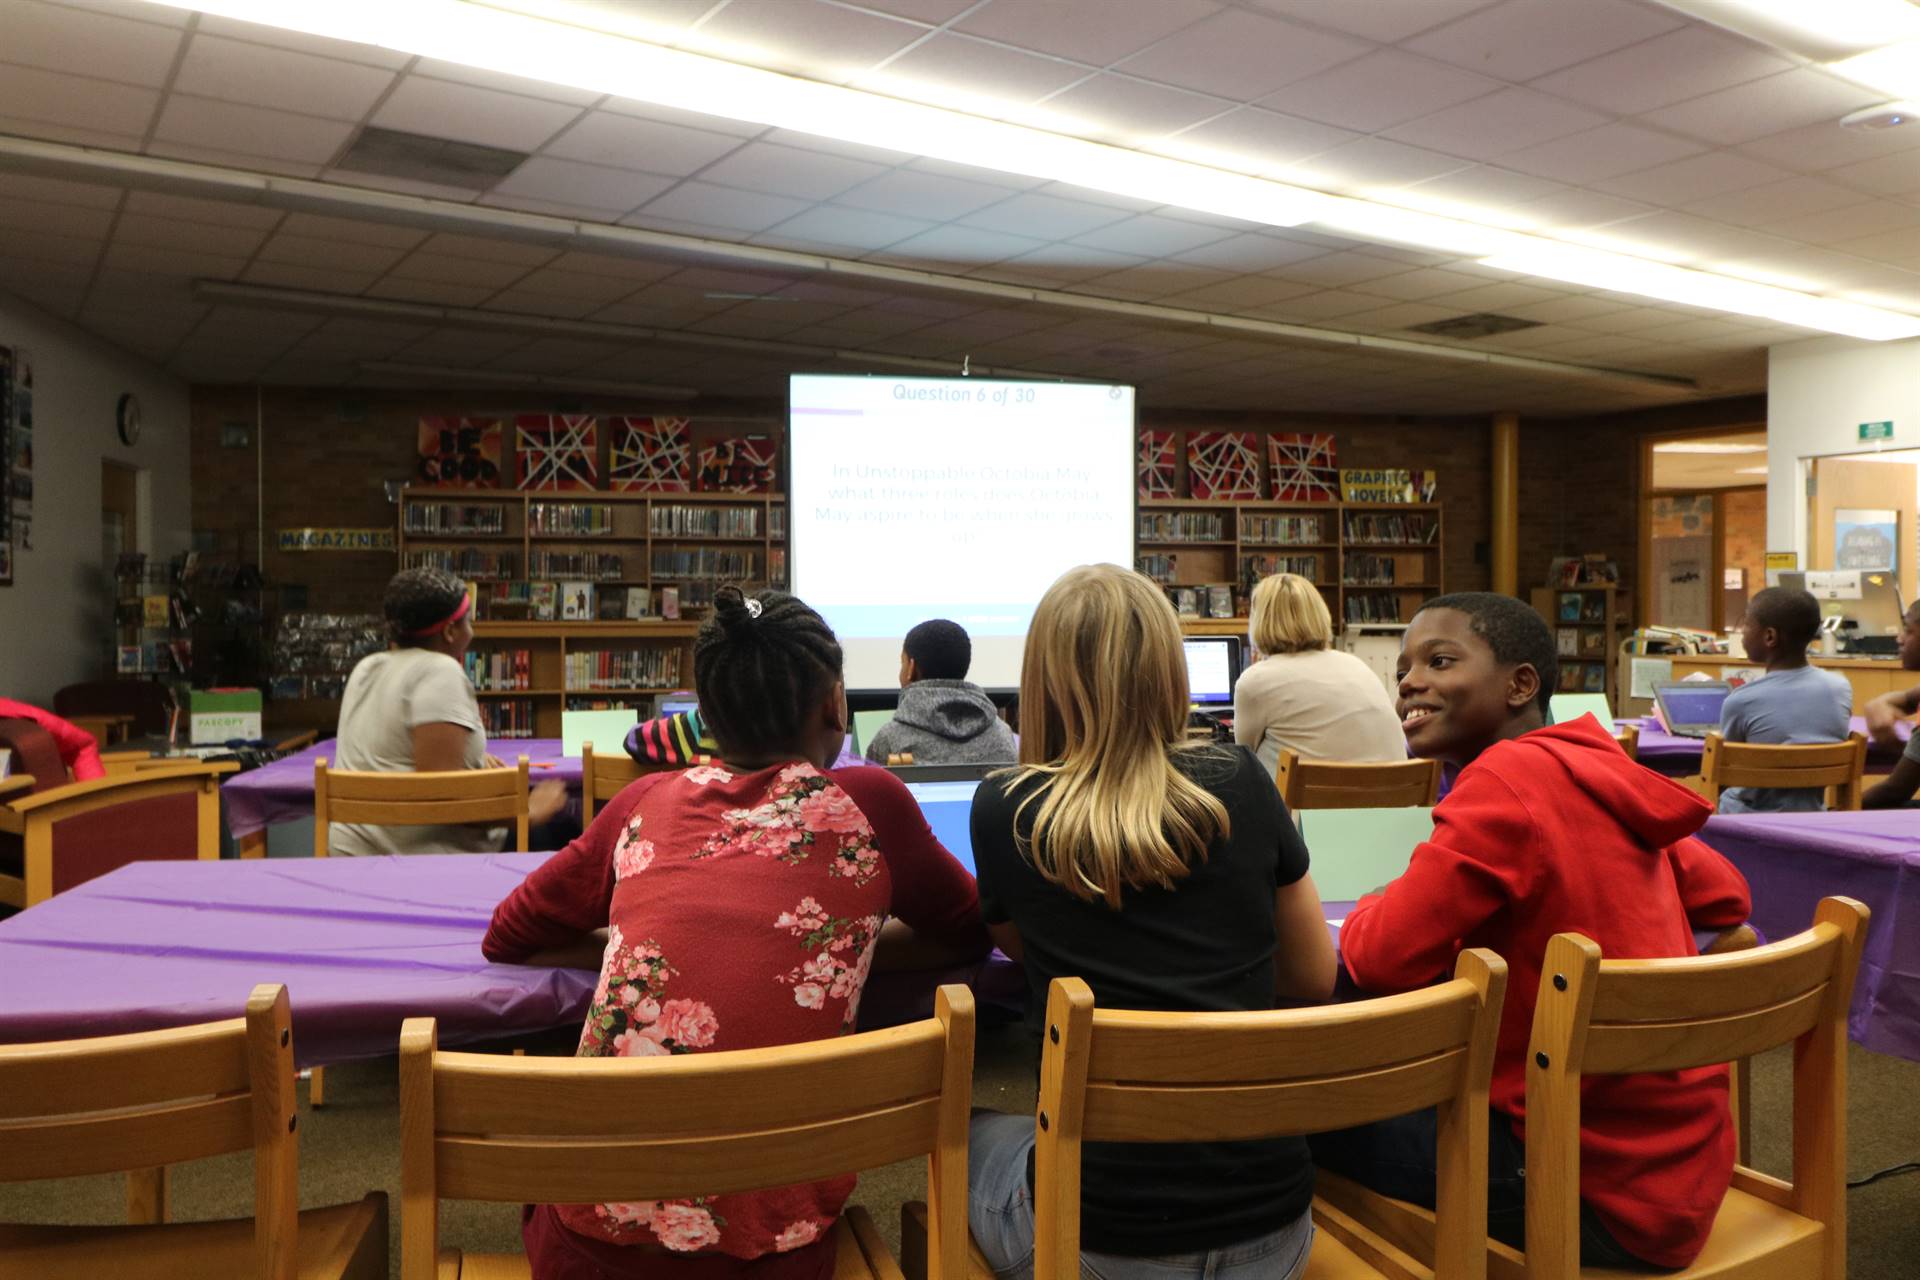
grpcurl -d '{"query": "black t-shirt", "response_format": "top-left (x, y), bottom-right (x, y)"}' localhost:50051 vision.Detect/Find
top-left (970, 744), bottom-right (1315, 1256)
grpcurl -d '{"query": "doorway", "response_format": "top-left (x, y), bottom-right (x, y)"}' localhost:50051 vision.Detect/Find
top-left (1638, 429), bottom-right (1767, 635)
top-left (1804, 451), bottom-right (1916, 607)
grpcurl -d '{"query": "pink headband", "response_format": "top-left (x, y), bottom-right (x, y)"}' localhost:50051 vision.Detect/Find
top-left (407, 593), bottom-right (471, 637)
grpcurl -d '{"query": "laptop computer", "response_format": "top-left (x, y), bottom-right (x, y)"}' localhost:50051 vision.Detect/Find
top-left (1652, 681), bottom-right (1733, 740)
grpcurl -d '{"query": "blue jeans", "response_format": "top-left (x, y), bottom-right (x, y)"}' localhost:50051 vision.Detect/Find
top-left (968, 1112), bottom-right (1315, 1280)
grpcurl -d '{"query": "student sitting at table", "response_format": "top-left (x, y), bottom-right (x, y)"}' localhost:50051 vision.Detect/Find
top-left (1317, 593), bottom-right (1752, 1271)
top-left (1718, 586), bottom-right (1852, 813)
top-left (1864, 598), bottom-right (1920, 809)
top-left (0, 696), bottom-right (105, 782)
top-left (968, 564), bottom-right (1336, 1280)
top-left (484, 585), bottom-right (987, 1279)
top-left (863, 618), bottom-right (1017, 766)
top-left (1233, 572), bottom-right (1405, 776)
top-left (329, 567), bottom-right (566, 855)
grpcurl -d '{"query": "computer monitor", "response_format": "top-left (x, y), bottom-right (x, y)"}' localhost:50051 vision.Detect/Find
top-left (654, 691), bottom-right (699, 719)
top-left (1652, 681), bottom-right (1733, 739)
top-left (1776, 570), bottom-right (1906, 642)
top-left (1182, 637), bottom-right (1241, 707)
top-left (900, 777), bottom-right (981, 876)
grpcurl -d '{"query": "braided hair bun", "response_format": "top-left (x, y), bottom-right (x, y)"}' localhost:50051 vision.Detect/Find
top-left (694, 586), bottom-right (843, 758)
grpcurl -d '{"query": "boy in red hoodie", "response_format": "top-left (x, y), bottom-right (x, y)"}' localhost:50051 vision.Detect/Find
top-left (1313, 592), bottom-right (1751, 1271)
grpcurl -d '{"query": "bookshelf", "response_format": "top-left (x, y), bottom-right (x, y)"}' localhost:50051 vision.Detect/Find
top-left (1531, 584), bottom-right (1623, 708)
top-left (1138, 498), bottom-right (1444, 627)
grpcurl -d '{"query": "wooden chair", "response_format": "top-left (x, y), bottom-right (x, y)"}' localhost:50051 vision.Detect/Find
top-left (1319, 898), bottom-right (1868, 1280)
top-left (1612, 722), bottom-right (1639, 761)
top-left (1700, 732), bottom-right (1867, 811)
top-left (0, 984), bottom-right (387, 1279)
top-left (0, 760), bottom-right (236, 909)
top-left (579, 741), bottom-right (659, 824)
top-left (312, 756), bottom-right (531, 857)
top-left (398, 986), bottom-right (976, 1280)
top-left (904, 952), bottom-right (1507, 1280)
top-left (1276, 749), bottom-right (1441, 810)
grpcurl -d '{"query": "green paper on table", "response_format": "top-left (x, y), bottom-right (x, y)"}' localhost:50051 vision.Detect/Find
top-left (1296, 807), bottom-right (1436, 902)
top-left (853, 709), bottom-right (895, 757)
top-left (1550, 693), bottom-right (1614, 727)
top-left (562, 709), bottom-right (640, 760)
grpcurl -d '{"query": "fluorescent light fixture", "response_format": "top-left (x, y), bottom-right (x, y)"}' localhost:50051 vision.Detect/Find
top-left (1831, 40), bottom-right (1920, 97)
top-left (1655, 0), bottom-right (1920, 60)
top-left (1653, 442), bottom-right (1769, 454)
top-left (137, 0), bottom-right (1920, 342)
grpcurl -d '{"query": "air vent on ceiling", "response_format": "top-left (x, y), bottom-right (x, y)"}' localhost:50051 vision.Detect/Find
top-left (333, 126), bottom-right (531, 191)
top-left (1405, 312), bottom-right (1542, 340)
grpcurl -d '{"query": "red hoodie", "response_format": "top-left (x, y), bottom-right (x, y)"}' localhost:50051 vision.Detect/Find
top-left (0, 698), bottom-right (104, 782)
top-left (1339, 715), bottom-right (1752, 1268)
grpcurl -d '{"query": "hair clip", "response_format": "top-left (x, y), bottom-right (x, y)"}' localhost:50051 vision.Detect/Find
top-left (745, 598), bottom-right (763, 619)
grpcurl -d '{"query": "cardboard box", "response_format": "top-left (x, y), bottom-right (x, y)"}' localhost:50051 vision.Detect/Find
top-left (190, 687), bottom-right (262, 745)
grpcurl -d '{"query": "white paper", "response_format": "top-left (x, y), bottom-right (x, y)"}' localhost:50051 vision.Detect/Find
top-left (1804, 570), bottom-right (1863, 600)
top-left (1629, 657), bottom-right (1672, 700)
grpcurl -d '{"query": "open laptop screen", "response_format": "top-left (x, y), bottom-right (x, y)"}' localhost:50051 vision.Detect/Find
top-left (1656, 684), bottom-right (1731, 729)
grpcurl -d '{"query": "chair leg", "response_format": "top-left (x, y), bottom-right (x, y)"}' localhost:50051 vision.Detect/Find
top-left (1731, 1056), bottom-right (1753, 1165)
top-left (127, 1166), bottom-right (169, 1223)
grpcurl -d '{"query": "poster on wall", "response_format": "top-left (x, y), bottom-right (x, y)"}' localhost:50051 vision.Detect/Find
top-left (416, 416), bottom-right (504, 488)
top-left (1186, 431), bottom-right (1261, 501)
top-left (1833, 508), bottom-right (1897, 572)
top-left (1268, 432), bottom-right (1338, 502)
top-left (516, 414), bottom-right (599, 490)
top-left (609, 416), bottom-right (692, 492)
top-left (1137, 430), bottom-right (1177, 499)
top-left (696, 434), bottom-right (777, 493)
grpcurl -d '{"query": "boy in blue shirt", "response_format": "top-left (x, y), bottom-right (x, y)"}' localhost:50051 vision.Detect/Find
top-left (1718, 586), bottom-right (1851, 813)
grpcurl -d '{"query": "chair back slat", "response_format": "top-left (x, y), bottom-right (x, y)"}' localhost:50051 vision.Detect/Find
top-left (1276, 751), bottom-right (1440, 810)
top-left (1582, 984), bottom-right (1828, 1076)
top-left (437, 1097), bottom-right (942, 1202)
top-left (1085, 985), bottom-right (1477, 1084)
top-left (316, 757), bottom-right (531, 855)
top-left (432, 1021), bottom-right (946, 1136)
top-left (325, 796), bottom-right (522, 825)
top-left (400, 987), bottom-right (976, 1280)
top-left (0, 1095), bottom-right (254, 1182)
top-left (1082, 1046), bottom-right (1471, 1142)
top-left (1585, 923), bottom-right (1841, 1026)
top-left (320, 765), bottom-right (526, 805)
top-left (0, 1017), bottom-right (250, 1121)
top-left (1701, 733), bottom-right (1866, 809)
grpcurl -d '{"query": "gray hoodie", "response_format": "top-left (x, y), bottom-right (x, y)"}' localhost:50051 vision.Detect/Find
top-left (862, 678), bottom-right (1017, 765)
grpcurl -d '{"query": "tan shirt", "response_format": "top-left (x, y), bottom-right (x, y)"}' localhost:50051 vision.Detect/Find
top-left (1233, 648), bottom-right (1407, 776)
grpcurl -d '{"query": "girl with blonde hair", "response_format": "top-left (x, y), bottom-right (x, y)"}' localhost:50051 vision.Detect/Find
top-left (1235, 572), bottom-right (1405, 776)
top-left (967, 564), bottom-right (1335, 1279)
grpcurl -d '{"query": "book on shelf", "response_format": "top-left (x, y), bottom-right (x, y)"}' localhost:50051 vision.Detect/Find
top-left (661, 586), bottom-right (680, 620)
top-left (464, 648), bottom-right (531, 691)
top-left (530, 582), bottom-right (557, 622)
top-left (559, 581), bottom-right (595, 621)
top-left (480, 698), bottom-right (535, 738)
top-left (1556, 628), bottom-right (1578, 658)
top-left (1138, 511), bottom-right (1224, 542)
top-left (565, 647), bottom-right (682, 690)
top-left (1205, 585), bottom-right (1234, 619)
top-left (1581, 664), bottom-right (1606, 693)
top-left (1580, 629), bottom-right (1608, 658)
top-left (116, 645), bottom-right (142, 673)
top-left (405, 502), bottom-right (507, 535)
top-left (403, 548), bottom-right (518, 579)
top-left (529, 502), bottom-right (613, 536)
top-left (530, 549), bottom-right (625, 579)
top-left (1171, 587), bottom-right (1200, 617)
top-left (625, 587), bottom-right (651, 619)
top-left (650, 505), bottom-right (760, 538)
top-left (1240, 513), bottom-right (1324, 544)
top-left (1580, 595), bottom-right (1607, 624)
top-left (597, 593), bottom-right (627, 621)
top-left (1557, 593), bottom-right (1582, 623)
top-left (142, 595), bottom-right (169, 627)
top-left (1136, 553), bottom-right (1178, 584)
top-left (1342, 511), bottom-right (1436, 545)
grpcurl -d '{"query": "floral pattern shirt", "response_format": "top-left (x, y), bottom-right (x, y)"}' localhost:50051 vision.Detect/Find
top-left (484, 760), bottom-right (985, 1272)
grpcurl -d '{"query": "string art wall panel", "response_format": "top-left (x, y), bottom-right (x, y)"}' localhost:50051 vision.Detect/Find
top-left (516, 414), bottom-right (599, 490)
top-left (696, 434), bottom-right (777, 493)
top-left (415, 416), bottom-right (504, 488)
top-left (1137, 430), bottom-right (1177, 499)
top-left (1186, 431), bottom-right (1261, 501)
top-left (1269, 433), bottom-right (1339, 503)
top-left (609, 416), bottom-right (692, 492)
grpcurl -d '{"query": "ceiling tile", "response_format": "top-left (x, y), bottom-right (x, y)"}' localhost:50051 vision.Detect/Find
top-left (388, 251), bottom-right (533, 289)
top-left (405, 58), bottom-right (604, 107)
top-left (1072, 262), bottom-right (1234, 300)
top-left (8, 0), bottom-right (183, 86)
top-left (481, 193), bottom-right (649, 221)
top-left (1384, 165), bottom-right (1566, 225)
top-left (121, 190), bottom-right (281, 230)
top-left (1512, 187), bottom-right (1656, 231)
top-left (102, 241), bottom-right (248, 279)
top-left (858, 34), bottom-right (1094, 115)
top-left (1357, 266), bottom-right (1488, 301)
top-left (1403, 0), bottom-right (1681, 81)
top-left (834, 168), bottom-right (1021, 219)
top-left (1529, 25), bottom-right (1790, 116)
top-left (372, 76), bottom-right (586, 151)
top-left (958, 190), bottom-right (1134, 238)
top-left (414, 233), bottom-right (558, 267)
top-left (978, 244), bottom-right (1148, 286)
top-left (489, 157), bottom-right (678, 213)
top-left (0, 171), bottom-right (123, 210)
top-left (1258, 288), bottom-right (1392, 320)
top-left (1245, 0), bottom-right (1500, 43)
top-left (1067, 213), bottom-right (1236, 257)
top-left (240, 260), bottom-right (381, 294)
top-left (855, 0), bottom-right (979, 21)
top-left (192, 12), bottom-right (414, 68)
top-left (173, 34), bottom-right (396, 121)
top-left (1641, 69), bottom-right (1877, 147)
top-left (1153, 105), bottom-right (1357, 173)
top-left (1117, 8), bottom-right (1367, 102)
top-left (598, 96), bottom-right (767, 139)
top-left (153, 95), bottom-right (355, 165)
top-left (506, 267), bottom-right (648, 303)
top-left (753, 204), bottom-right (935, 252)
top-left (1499, 122), bottom-right (1704, 183)
top-left (1383, 88), bottom-right (1609, 162)
top-left (1261, 49), bottom-right (1500, 134)
top-left (363, 277), bottom-right (499, 308)
top-left (1829, 224), bottom-right (1920, 266)
top-left (1271, 251), bottom-right (1411, 288)
top-left (866, 223), bottom-right (1048, 270)
top-left (1339, 300), bottom-right (1464, 331)
top-left (629, 181), bottom-right (813, 233)
top-left (255, 233), bottom-right (413, 274)
top-left (1037, 74), bottom-right (1232, 144)
top-left (688, 0), bottom-right (927, 83)
top-left (1284, 137), bottom-right (1474, 191)
top-left (1682, 177), bottom-right (1868, 229)
top-left (1168, 231), bottom-right (1331, 272)
top-left (0, 64), bottom-right (156, 137)
top-left (0, 193), bottom-right (115, 239)
top-left (955, 0), bottom-right (1221, 67)
top-left (1822, 146), bottom-right (1920, 197)
top-left (276, 213), bottom-right (430, 248)
top-left (1165, 274), bottom-right (1320, 309)
top-left (1736, 119), bottom-right (1920, 174)
top-left (694, 141), bottom-right (893, 201)
top-left (536, 111), bottom-right (747, 180)
top-left (1596, 150), bottom-right (1793, 204)
top-left (114, 211), bottom-right (270, 257)
top-left (480, 289), bottom-right (614, 321)
top-left (1761, 199), bottom-right (1920, 245)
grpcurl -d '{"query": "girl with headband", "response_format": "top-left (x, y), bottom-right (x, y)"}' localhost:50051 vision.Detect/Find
top-left (328, 565), bottom-right (566, 855)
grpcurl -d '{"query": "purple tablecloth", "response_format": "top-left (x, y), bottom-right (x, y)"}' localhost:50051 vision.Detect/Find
top-left (1700, 810), bottom-right (1920, 1062)
top-left (224, 735), bottom-right (867, 839)
top-left (1625, 716), bottom-right (1908, 777)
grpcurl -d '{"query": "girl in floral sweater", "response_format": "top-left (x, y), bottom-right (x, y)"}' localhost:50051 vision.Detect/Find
top-left (484, 586), bottom-right (987, 1280)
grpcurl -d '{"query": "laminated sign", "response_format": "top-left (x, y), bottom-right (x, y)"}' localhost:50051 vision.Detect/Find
top-left (277, 528), bottom-right (397, 552)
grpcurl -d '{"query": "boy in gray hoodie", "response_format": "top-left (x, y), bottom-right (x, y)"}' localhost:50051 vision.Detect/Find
top-left (864, 619), bottom-right (1018, 765)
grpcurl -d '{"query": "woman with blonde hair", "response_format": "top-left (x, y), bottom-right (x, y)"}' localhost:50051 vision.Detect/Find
top-left (967, 564), bottom-right (1335, 1280)
top-left (1234, 572), bottom-right (1405, 776)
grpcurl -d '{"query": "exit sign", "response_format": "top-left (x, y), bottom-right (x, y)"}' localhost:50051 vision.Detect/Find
top-left (1860, 420), bottom-right (1894, 440)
